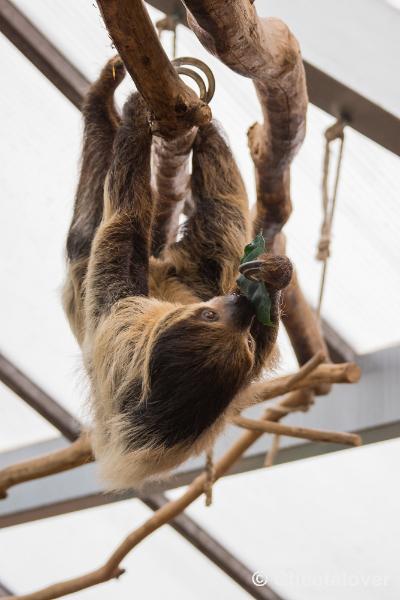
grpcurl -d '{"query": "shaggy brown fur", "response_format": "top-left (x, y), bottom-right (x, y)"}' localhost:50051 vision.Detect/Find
top-left (63, 57), bottom-right (292, 489)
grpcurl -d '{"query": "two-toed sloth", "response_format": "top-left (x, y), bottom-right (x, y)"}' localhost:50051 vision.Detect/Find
top-left (63, 57), bottom-right (292, 490)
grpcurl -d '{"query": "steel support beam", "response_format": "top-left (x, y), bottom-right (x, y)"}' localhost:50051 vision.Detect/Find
top-left (1, 418), bottom-right (399, 530)
top-left (0, 0), bottom-right (89, 108)
top-left (0, 581), bottom-right (13, 597)
top-left (0, 352), bottom-right (81, 441)
top-left (142, 494), bottom-right (283, 600)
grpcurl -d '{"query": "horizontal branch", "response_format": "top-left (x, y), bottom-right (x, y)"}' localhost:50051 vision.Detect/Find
top-left (233, 416), bottom-right (362, 447)
top-left (247, 361), bottom-right (360, 406)
top-left (0, 433), bottom-right (93, 499)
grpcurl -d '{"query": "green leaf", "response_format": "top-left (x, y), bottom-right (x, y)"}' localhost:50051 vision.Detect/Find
top-left (240, 232), bottom-right (265, 264)
top-left (237, 234), bottom-right (274, 327)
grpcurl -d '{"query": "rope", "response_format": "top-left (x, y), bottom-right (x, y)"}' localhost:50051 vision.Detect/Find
top-left (316, 119), bottom-right (346, 317)
top-left (204, 447), bottom-right (215, 506)
top-left (262, 122), bottom-right (346, 468)
top-left (156, 14), bottom-right (178, 59)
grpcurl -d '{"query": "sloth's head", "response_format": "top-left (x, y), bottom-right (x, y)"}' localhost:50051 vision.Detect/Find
top-left (90, 293), bottom-right (266, 488)
top-left (139, 295), bottom-right (256, 438)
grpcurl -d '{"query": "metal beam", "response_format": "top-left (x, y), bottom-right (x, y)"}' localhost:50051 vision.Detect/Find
top-left (0, 0), bottom-right (89, 109)
top-left (0, 581), bottom-right (13, 597)
top-left (142, 494), bottom-right (283, 600)
top-left (0, 352), bottom-right (81, 441)
top-left (321, 319), bottom-right (355, 364)
top-left (1, 418), bottom-right (399, 530)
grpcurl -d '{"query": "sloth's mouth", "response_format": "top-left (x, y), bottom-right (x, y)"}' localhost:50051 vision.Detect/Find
top-left (226, 294), bottom-right (255, 331)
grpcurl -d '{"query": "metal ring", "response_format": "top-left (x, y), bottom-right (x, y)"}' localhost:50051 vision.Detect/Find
top-left (172, 56), bottom-right (215, 103)
top-left (174, 66), bottom-right (207, 102)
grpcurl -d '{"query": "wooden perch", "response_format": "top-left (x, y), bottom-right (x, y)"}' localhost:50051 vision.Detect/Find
top-left (233, 416), bottom-right (362, 447)
top-left (96, 0), bottom-right (211, 136)
top-left (0, 433), bottom-right (93, 499)
top-left (2, 354), bottom-right (361, 600)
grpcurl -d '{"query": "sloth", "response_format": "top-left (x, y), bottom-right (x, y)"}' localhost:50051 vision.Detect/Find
top-left (63, 57), bottom-right (292, 490)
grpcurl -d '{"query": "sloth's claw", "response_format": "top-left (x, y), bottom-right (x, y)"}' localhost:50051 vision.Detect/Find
top-left (239, 254), bottom-right (293, 290)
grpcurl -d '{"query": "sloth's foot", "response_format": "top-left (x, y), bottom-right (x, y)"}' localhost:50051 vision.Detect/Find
top-left (90, 56), bottom-right (126, 97)
top-left (239, 254), bottom-right (292, 290)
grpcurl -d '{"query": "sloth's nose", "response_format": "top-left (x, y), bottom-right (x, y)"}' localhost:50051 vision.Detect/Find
top-left (226, 294), bottom-right (254, 331)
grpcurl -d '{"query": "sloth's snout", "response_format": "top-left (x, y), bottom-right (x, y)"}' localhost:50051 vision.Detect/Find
top-left (225, 294), bottom-right (254, 331)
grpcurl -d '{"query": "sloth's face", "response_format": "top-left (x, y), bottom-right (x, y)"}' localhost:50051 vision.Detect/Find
top-left (122, 295), bottom-right (257, 450)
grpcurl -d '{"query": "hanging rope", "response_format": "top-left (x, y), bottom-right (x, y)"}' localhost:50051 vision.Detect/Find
top-left (156, 14), bottom-right (178, 59)
top-left (316, 119), bottom-right (346, 317)
top-left (204, 447), bottom-right (215, 506)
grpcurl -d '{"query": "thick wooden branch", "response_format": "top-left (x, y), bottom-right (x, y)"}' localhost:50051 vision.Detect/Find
top-left (96, 0), bottom-right (211, 137)
top-left (233, 416), bottom-right (362, 447)
top-left (0, 433), bottom-right (93, 499)
top-left (182, 0), bottom-right (307, 241)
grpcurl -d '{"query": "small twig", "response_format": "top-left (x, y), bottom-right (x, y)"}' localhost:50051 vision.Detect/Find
top-left (233, 416), bottom-right (362, 447)
top-left (264, 434), bottom-right (280, 467)
top-left (0, 433), bottom-right (93, 499)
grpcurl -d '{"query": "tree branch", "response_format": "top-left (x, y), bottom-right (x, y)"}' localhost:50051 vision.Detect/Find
top-left (233, 416), bottom-right (362, 447)
top-left (96, 0), bottom-right (211, 137)
top-left (182, 0), bottom-right (307, 241)
top-left (0, 433), bottom-right (93, 499)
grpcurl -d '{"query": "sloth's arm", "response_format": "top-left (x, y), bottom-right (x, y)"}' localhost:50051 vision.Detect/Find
top-left (85, 93), bottom-right (153, 323)
top-left (168, 122), bottom-right (249, 299)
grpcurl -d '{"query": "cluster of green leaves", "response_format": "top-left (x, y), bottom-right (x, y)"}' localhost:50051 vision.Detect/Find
top-left (236, 233), bottom-right (273, 326)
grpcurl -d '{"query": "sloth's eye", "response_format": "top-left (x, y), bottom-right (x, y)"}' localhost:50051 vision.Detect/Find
top-left (247, 334), bottom-right (255, 351)
top-left (201, 309), bottom-right (219, 322)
